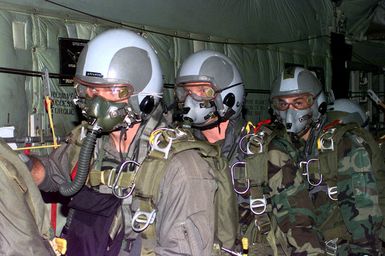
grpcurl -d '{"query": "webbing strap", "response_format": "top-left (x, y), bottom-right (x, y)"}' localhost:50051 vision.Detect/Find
top-left (137, 105), bottom-right (165, 163)
top-left (246, 154), bottom-right (269, 187)
top-left (88, 170), bottom-right (135, 188)
top-left (243, 125), bottom-right (285, 186)
top-left (318, 123), bottom-right (360, 181)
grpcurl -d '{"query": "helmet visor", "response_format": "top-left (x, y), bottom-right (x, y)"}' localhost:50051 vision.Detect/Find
top-left (75, 79), bottom-right (134, 102)
top-left (272, 93), bottom-right (315, 111)
top-left (175, 82), bottom-right (217, 102)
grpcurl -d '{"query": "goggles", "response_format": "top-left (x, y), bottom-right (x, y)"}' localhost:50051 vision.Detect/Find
top-left (175, 82), bottom-right (217, 102)
top-left (175, 81), bottom-right (242, 102)
top-left (74, 80), bottom-right (134, 102)
top-left (272, 93), bottom-right (315, 111)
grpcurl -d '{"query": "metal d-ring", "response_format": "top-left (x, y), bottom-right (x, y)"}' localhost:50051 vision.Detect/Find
top-left (230, 161), bottom-right (250, 194)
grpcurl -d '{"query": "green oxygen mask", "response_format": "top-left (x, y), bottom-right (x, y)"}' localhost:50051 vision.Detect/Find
top-left (81, 96), bottom-right (129, 132)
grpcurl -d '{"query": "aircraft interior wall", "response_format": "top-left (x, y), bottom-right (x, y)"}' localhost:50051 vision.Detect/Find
top-left (0, 6), bottom-right (330, 146)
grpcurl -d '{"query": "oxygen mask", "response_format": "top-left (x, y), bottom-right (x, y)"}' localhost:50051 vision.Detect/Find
top-left (74, 81), bottom-right (134, 132)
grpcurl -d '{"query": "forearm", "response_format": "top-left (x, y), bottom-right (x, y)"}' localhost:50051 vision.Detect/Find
top-left (31, 144), bottom-right (73, 192)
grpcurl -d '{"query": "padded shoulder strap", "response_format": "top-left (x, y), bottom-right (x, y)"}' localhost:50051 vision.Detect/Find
top-left (318, 123), bottom-right (360, 182)
top-left (244, 124), bottom-right (284, 186)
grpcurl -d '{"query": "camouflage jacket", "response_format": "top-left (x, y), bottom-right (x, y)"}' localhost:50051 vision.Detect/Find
top-left (301, 121), bottom-right (384, 255)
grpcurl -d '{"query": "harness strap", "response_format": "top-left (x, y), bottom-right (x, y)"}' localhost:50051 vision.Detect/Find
top-left (236, 124), bottom-right (288, 252)
top-left (317, 123), bottom-right (360, 181)
top-left (315, 124), bottom-right (358, 244)
top-left (88, 170), bottom-right (136, 188)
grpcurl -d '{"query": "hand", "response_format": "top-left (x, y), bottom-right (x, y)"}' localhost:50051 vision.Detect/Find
top-left (29, 156), bottom-right (46, 186)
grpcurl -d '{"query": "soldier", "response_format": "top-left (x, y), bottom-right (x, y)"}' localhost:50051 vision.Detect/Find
top-left (175, 50), bottom-right (324, 255)
top-left (174, 50), bottom-right (243, 251)
top-left (270, 66), bottom-right (384, 255)
top-left (29, 29), bottom-right (217, 256)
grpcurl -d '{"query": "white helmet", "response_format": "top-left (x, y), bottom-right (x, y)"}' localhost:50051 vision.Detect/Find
top-left (175, 50), bottom-right (244, 127)
top-left (75, 29), bottom-right (163, 126)
top-left (270, 66), bottom-right (327, 135)
top-left (327, 98), bottom-right (369, 128)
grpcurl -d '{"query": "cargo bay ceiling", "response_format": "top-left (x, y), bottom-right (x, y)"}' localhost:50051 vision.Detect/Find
top-left (0, 0), bottom-right (384, 137)
top-left (0, 0), bottom-right (381, 42)
top-left (0, 0), bottom-right (383, 74)
top-left (0, 0), bottom-right (383, 72)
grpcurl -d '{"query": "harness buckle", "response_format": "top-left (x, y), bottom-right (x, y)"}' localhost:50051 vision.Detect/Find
top-left (112, 160), bottom-right (140, 199)
top-left (319, 128), bottom-right (336, 152)
top-left (239, 134), bottom-right (254, 154)
top-left (250, 195), bottom-right (267, 215)
top-left (300, 159), bottom-right (323, 186)
top-left (131, 209), bottom-right (157, 232)
top-left (150, 128), bottom-right (188, 159)
top-left (246, 134), bottom-right (264, 155)
top-left (230, 161), bottom-right (250, 194)
top-left (254, 213), bottom-right (271, 234)
top-left (325, 238), bottom-right (338, 256)
top-left (106, 169), bottom-right (115, 188)
top-left (151, 132), bottom-right (173, 159)
top-left (327, 186), bottom-right (338, 201)
top-left (299, 158), bottom-right (323, 186)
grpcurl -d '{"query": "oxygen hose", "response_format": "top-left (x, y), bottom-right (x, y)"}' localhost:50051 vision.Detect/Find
top-left (59, 129), bottom-right (99, 196)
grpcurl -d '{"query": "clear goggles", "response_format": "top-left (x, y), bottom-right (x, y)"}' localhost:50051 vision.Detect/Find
top-left (175, 82), bottom-right (217, 102)
top-left (74, 80), bottom-right (134, 102)
top-left (272, 93), bottom-right (315, 111)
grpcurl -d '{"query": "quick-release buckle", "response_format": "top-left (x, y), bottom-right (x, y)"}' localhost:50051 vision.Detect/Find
top-left (299, 158), bottom-right (323, 186)
top-left (246, 135), bottom-right (264, 155)
top-left (318, 128), bottom-right (336, 152)
top-left (150, 128), bottom-right (187, 159)
top-left (239, 131), bottom-right (267, 155)
top-left (151, 132), bottom-right (174, 159)
top-left (131, 209), bottom-right (157, 232)
top-left (325, 238), bottom-right (338, 256)
top-left (230, 161), bottom-right (250, 194)
top-left (250, 195), bottom-right (267, 215)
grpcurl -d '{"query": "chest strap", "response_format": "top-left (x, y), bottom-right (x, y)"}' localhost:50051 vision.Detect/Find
top-left (88, 169), bottom-right (136, 189)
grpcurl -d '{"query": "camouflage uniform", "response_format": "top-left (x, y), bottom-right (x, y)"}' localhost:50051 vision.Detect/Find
top-left (300, 118), bottom-right (384, 255)
top-left (236, 123), bottom-right (324, 255)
